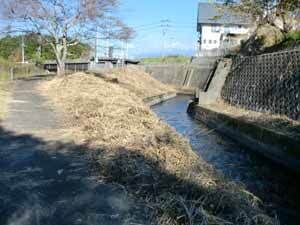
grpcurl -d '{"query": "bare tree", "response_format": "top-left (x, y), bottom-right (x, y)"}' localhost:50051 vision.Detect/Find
top-left (1, 0), bottom-right (133, 76)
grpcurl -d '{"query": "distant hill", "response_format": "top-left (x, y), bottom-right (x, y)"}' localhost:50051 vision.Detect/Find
top-left (0, 34), bottom-right (91, 62)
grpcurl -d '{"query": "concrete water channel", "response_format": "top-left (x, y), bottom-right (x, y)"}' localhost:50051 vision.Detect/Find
top-left (152, 95), bottom-right (300, 225)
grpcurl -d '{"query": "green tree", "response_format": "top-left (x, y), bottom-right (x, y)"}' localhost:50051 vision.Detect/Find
top-left (0, 34), bottom-right (91, 62)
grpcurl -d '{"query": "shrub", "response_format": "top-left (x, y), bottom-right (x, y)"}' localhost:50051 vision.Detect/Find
top-left (285, 30), bottom-right (300, 41)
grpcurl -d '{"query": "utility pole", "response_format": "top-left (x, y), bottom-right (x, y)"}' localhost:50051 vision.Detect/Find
top-left (126, 41), bottom-right (129, 59)
top-left (162, 29), bottom-right (166, 58)
top-left (106, 38), bottom-right (110, 58)
top-left (37, 33), bottom-right (42, 60)
top-left (122, 41), bottom-right (125, 59)
top-left (21, 35), bottom-right (25, 63)
top-left (160, 19), bottom-right (171, 58)
top-left (95, 26), bottom-right (99, 63)
top-left (121, 41), bottom-right (126, 67)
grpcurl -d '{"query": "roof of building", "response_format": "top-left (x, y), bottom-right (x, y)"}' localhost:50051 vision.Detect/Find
top-left (197, 3), bottom-right (250, 26)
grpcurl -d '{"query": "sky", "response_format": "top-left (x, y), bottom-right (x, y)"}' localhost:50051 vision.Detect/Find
top-left (0, 0), bottom-right (211, 59)
top-left (117, 0), bottom-right (209, 58)
top-left (0, 0), bottom-right (219, 59)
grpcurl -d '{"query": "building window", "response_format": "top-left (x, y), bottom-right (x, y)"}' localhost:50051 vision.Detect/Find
top-left (211, 26), bottom-right (220, 33)
top-left (203, 39), bottom-right (206, 44)
top-left (213, 40), bottom-right (217, 44)
top-left (209, 40), bottom-right (212, 44)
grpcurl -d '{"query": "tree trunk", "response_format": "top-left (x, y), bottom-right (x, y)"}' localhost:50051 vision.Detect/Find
top-left (52, 36), bottom-right (67, 76)
top-left (57, 60), bottom-right (65, 76)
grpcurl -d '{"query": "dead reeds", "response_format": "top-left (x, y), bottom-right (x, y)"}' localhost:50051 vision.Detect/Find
top-left (38, 69), bottom-right (278, 225)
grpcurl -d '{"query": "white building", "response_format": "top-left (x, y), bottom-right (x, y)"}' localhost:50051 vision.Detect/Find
top-left (197, 3), bottom-right (251, 56)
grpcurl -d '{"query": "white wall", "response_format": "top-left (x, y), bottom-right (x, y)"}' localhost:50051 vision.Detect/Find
top-left (201, 25), bottom-right (222, 50)
top-left (200, 24), bottom-right (249, 50)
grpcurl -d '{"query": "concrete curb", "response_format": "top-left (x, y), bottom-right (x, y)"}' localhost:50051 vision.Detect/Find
top-left (144, 92), bottom-right (177, 106)
top-left (188, 103), bottom-right (300, 173)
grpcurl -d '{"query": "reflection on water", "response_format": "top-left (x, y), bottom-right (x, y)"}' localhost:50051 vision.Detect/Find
top-left (152, 95), bottom-right (300, 225)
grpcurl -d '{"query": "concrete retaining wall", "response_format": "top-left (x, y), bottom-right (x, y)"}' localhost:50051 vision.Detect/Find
top-left (143, 92), bottom-right (177, 106)
top-left (192, 50), bottom-right (300, 172)
top-left (143, 65), bottom-right (187, 87)
top-left (198, 59), bottom-right (232, 104)
top-left (190, 104), bottom-right (300, 172)
top-left (142, 57), bottom-right (218, 90)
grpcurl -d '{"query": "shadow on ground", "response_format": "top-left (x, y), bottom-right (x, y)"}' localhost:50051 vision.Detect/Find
top-left (0, 123), bottom-right (276, 225)
top-left (0, 125), bottom-right (150, 225)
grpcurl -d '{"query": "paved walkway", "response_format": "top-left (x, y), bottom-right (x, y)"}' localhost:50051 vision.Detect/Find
top-left (2, 79), bottom-right (59, 133)
top-left (0, 79), bottom-right (146, 225)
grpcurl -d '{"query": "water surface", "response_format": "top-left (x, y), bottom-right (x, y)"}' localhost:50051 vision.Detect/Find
top-left (152, 95), bottom-right (300, 225)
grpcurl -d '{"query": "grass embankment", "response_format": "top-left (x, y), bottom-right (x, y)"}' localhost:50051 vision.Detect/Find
top-left (89, 67), bottom-right (176, 98)
top-left (39, 69), bottom-right (277, 225)
top-left (0, 81), bottom-right (10, 119)
top-left (141, 55), bottom-right (191, 65)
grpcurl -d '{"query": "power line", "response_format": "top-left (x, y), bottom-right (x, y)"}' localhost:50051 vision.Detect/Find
top-left (160, 19), bottom-right (172, 57)
top-left (92, 20), bottom-right (198, 59)
top-left (134, 25), bottom-right (196, 33)
top-left (132, 22), bottom-right (162, 29)
top-left (95, 26), bottom-right (99, 62)
top-left (134, 26), bottom-right (164, 32)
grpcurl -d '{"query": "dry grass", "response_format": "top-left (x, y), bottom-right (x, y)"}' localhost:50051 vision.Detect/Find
top-left (38, 69), bottom-right (278, 225)
top-left (207, 100), bottom-right (300, 138)
top-left (0, 81), bottom-right (10, 119)
top-left (89, 67), bottom-right (176, 98)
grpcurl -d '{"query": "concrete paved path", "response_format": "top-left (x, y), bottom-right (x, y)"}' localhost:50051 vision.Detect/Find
top-left (0, 79), bottom-right (146, 225)
top-left (2, 79), bottom-right (59, 133)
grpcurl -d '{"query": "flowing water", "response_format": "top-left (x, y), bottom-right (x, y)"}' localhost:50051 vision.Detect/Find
top-left (152, 95), bottom-right (300, 225)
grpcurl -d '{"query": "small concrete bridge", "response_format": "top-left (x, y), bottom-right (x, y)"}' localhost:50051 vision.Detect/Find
top-left (43, 59), bottom-right (140, 72)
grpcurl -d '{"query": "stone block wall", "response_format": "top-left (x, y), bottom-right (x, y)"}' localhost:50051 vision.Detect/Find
top-left (221, 50), bottom-right (300, 120)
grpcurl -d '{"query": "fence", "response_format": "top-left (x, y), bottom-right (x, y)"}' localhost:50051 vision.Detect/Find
top-left (0, 63), bottom-right (47, 81)
top-left (221, 50), bottom-right (300, 120)
top-left (44, 62), bottom-right (90, 73)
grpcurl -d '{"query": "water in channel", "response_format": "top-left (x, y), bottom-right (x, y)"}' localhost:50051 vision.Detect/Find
top-left (152, 95), bottom-right (300, 225)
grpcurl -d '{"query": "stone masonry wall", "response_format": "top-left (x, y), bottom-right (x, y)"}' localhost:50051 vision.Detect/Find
top-left (221, 50), bottom-right (300, 120)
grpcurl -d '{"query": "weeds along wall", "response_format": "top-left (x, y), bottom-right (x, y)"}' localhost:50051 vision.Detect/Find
top-left (221, 50), bottom-right (300, 120)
